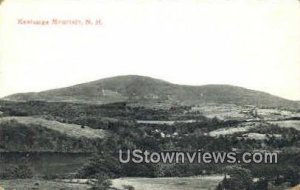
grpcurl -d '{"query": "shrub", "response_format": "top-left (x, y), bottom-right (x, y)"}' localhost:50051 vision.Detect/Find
top-left (216, 166), bottom-right (254, 190)
top-left (88, 174), bottom-right (112, 190)
top-left (0, 165), bottom-right (33, 179)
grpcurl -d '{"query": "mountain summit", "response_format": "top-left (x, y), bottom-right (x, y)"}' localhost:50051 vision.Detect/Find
top-left (4, 75), bottom-right (300, 109)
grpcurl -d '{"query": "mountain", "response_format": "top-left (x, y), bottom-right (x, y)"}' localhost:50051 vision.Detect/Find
top-left (3, 75), bottom-right (300, 109)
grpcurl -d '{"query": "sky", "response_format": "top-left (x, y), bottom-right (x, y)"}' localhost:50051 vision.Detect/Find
top-left (0, 0), bottom-right (300, 100)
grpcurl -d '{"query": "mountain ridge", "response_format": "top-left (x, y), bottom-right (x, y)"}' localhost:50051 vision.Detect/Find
top-left (3, 75), bottom-right (300, 109)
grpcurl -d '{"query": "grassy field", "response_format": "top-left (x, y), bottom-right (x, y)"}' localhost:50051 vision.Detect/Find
top-left (208, 122), bottom-right (260, 137)
top-left (0, 116), bottom-right (107, 139)
top-left (0, 176), bottom-right (223, 190)
top-left (270, 120), bottom-right (300, 131)
top-left (112, 175), bottom-right (223, 190)
top-left (0, 179), bottom-right (90, 190)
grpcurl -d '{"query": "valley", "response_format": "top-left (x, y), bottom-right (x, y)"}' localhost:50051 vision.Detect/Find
top-left (0, 75), bottom-right (300, 190)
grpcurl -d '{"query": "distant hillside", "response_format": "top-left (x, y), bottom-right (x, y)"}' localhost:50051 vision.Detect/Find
top-left (4, 75), bottom-right (300, 109)
top-left (0, 117), bottom-right (107, 152)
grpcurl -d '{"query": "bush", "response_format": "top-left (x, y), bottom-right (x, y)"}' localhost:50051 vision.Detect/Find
top-left (77, 152), bottom-right (122, 178)
top-left (216, 166), bottom-right (254, 190)
top-left (0, 165), bottom-right (33, 179)
top-left (122, 185), bottom-right (135, 190)
top-left (88, 174), bottom-right (112, 190)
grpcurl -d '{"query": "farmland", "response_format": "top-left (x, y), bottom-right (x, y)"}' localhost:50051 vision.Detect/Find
top-left (0, 76), bottom-right (300, 189)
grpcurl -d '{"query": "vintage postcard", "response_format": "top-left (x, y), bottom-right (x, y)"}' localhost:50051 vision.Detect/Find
top-left (0, 0), bottom-right (300, 189)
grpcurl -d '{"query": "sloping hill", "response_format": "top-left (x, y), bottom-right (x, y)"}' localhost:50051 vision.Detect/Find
top-left (0, 116), bottom-right (107, 139)
top-left (0, 116), bottom-right (108, 152)
top-left (4, 75), bottom-right (300, 109)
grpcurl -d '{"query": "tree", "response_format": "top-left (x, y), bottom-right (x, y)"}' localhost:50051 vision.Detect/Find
top-left (216, 166), bottom-right (254, 190)
top-left (77, 152), bottom-right (122, 178)
top-left (88, 173), bottom-right (112, 190)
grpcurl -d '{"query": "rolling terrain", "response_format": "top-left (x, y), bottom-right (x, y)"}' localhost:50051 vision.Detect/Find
top-left (0, 117), bottom-right (107, 152)
top-left (1, 75), bottom-right (300, 189)
top-left (0, 116), bottom-right (107, 139)
top-left (4, 75), bottom-right (300, 109)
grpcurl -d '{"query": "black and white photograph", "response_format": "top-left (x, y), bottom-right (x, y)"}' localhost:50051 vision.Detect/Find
top-left (0, 0), bottom-right (300, 189)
